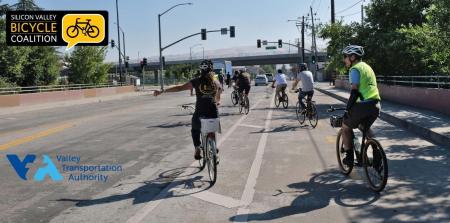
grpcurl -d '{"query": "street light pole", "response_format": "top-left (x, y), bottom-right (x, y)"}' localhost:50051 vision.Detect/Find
top-left (115, 0), bottom-right (123, 84)
top-left (189, 43), bottom-right (202, 60)
top-left (158, 2), bottom-right (193, 91)
top-left (115, 23), bottom-right (127, 74)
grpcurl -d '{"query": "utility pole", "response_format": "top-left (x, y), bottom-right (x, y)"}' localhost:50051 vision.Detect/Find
top-left (115, 0), bottom-right (123, 85)
top-left (301, 16), bottom-right (305, 63)
top-left (310, 6), bottom-right (318, 78)
top-left (331, 0), bottom-right (335, 24)
top-left (361, 4), bottom-right (364, 25)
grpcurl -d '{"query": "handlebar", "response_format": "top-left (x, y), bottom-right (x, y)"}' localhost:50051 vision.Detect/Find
top-left (327, 106), bottom-right (346, 113)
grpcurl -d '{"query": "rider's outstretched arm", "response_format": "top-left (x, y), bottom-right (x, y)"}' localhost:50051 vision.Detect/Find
top-left (154, 82), bottom-right (193, 96)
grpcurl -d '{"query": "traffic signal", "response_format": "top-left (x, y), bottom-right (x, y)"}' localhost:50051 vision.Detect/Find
top-left (257, 39), bottom-right (261, 48)
top-left (278, 39), bottom-right (282, 48)
top-left (143, 57), bottom-right (147, 66)
top-left (125, 61), bottom-right (129, 68)
top-left (111, 39), bottom-right (115, 48)
top-left (312, 55), bottom-right (316, 64)
top-left (126, 56), bottom-right (130, 61)
top-left (230, 26), bottom-right (235, 38)
top-left (162, 56), bottom-right (166, 67)
top-left (201, 29), bottom-right (207, 40)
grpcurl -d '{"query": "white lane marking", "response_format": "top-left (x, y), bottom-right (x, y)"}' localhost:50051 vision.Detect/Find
top-left (127, 98), bottom-right (264, 223)
top-left (217, 98), bottom-right (262, 147)
top-left (238, 124), bottom-right (264, 129)
top-left (234, 90), bottom-right (275, 223)
top-left (189, 190), bottom-right (241, 209)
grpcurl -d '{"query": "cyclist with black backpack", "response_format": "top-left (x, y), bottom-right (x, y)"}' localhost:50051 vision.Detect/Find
top-left (235, 69), bottom-right (251, 105)
top-left (154, 60), bottom-right (222, 160)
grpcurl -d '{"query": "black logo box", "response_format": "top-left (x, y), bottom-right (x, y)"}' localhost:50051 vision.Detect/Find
top-left (6, 10), bottom-right (108, 46)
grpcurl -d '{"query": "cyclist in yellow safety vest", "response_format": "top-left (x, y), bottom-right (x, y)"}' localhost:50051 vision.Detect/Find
top-left (341, 45), bottom-right (381, 166)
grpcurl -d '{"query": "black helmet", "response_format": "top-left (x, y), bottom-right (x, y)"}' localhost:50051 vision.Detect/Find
top-left (199, 59), bottom-right (213, 72)
top-left (299, 63), bottom-right (308, 71)
top-left (277, 69), bottom-right (282, 73)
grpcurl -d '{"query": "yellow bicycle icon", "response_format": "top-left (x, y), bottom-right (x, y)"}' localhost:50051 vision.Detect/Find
top-left (66, 18), bottom-right (100, 38)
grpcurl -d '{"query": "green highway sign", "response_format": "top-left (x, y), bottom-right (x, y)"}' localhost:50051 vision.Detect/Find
top-left (265, 46), bottom-right (277, 50)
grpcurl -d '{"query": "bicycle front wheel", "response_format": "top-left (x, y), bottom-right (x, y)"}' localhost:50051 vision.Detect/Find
top-left (308, 103), bottom-right (319, 128)
top-left (87, 26), bottom-right (100, 38)
top-left (362, 139), bottom-right (388, 192)
top-left (206, 137), bottom-right (217, 185)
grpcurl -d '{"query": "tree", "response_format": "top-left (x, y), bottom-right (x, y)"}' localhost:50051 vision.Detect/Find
top-left (0, 0), bottom-right (61, 87)
top-left (11, 0), bottom-right (41, 10)
top-left (66, 46), bottom-right (111, 84)
top-left (319, 0), bottom-right (449, 77)
top-left (22, 46), bottom-right (60, 86)
top-left (260, 64), bottom-right (275, 74)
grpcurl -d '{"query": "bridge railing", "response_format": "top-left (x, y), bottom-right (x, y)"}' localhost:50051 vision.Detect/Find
top-left (0, 83), bottom-right (129, 95)
top-left (337, 75), bottom-right (450, 89)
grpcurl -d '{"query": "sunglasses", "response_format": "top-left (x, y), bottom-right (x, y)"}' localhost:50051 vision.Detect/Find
top-left (199, 64), bottom-right (210, 69)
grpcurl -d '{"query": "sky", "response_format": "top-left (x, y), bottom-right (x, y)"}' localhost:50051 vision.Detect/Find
top-left (3, 0), bottom-right (368, 62)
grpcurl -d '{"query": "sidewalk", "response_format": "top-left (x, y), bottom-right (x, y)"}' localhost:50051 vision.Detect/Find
top-left (0, 91), bottom-right (149, 116)
top-left (315, 82), bottom-right (450, 148)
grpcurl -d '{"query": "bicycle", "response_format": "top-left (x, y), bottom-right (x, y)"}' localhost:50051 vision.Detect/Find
top-left (273, 86), bottom-right (288, 108)
top-left (66, 18), bottom-right (100, 38)
top-left (238, 93), bottom-right (250, 115)
top-left (198, 118), bottom-right (220, 185)
top-left (180, 103), bottom-right (195, 114)
top-left (295, 88), bottom-right (318, 128)
top-left (328, 106), bottom-right (388, 192)
top-left (231, 86), bottom-right (239, 106)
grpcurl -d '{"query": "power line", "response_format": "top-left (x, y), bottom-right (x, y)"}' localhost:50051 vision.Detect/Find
top-left (340, 10), bottom-right (361, 18)
top-left (335, 0), bottom-right (364, 15)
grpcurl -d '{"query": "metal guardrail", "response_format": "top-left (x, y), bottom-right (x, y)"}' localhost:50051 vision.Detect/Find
top-left (0, 83), bottom-right (130, 95)
top-left (337, 75), bottom-right (450, 89)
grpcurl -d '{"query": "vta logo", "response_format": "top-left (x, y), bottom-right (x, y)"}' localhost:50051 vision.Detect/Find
top-left (7, 154), bottom-right (63, 181)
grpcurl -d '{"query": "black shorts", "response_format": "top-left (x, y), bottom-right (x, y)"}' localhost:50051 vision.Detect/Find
top-left (343, 101), bottom-right (381, 130)
top-left (238, 85), bottom-right (251, 95)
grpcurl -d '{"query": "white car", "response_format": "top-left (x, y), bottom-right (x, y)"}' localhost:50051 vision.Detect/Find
top-left (255, 75), bottom-right (268, 86)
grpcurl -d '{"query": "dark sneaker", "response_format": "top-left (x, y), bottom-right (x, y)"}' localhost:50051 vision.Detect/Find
top-left (342, 149), bottom-right (354, 166)
top-left (194, 147), bottom-right (202, 160)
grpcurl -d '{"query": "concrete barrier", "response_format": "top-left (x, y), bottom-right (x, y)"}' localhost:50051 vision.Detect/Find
top-left (335, 79), bottom-right (450, 116)
top-left (0, 86), bottom-right (135, 108)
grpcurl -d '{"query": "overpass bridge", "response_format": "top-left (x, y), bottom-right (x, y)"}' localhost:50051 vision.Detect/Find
top-left (111, 51), bottom-right (328, 73)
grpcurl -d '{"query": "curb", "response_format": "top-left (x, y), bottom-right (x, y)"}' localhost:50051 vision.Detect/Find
top-left (315, 87), bottom-right (450, 148)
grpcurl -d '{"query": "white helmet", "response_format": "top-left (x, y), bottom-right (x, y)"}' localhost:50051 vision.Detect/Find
top-left (342, 45), bottom-right (364, 57)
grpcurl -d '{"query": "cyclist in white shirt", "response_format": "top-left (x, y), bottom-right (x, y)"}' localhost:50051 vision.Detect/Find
top-left (271, 69), bottom-right (288, 101)
top-left (292, 63), bottom-right (315, 110)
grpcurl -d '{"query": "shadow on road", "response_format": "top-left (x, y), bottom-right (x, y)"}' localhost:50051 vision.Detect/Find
top-left (56, 167), bottom-right (211, 207)
top-left (230, 169), bottom-right (380, 222)
top-left (148, 121), bottom-right (191, 129)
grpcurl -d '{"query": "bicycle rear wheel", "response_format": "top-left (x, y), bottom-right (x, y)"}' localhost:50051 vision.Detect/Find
top-left (274, 95), bottom-right (280, 108)
top-left (198, 136), bottom-right (206, 171)
top-left (206, 137), bottom-right (217, 185)
top-left (362, 139), bottom-right (388, 192)
top-left (282, 94), bottom-right (288, 108)
top-left (296, 101), bottom-right (306, 124)
top-left (336, 129), bottom-right (354, 175)
top-left (308, 103), bottom-right (319, 128)
top-left (243, 96), bottom-right (250, 114)
top-left (231, 91), bottom-right (238, 105)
